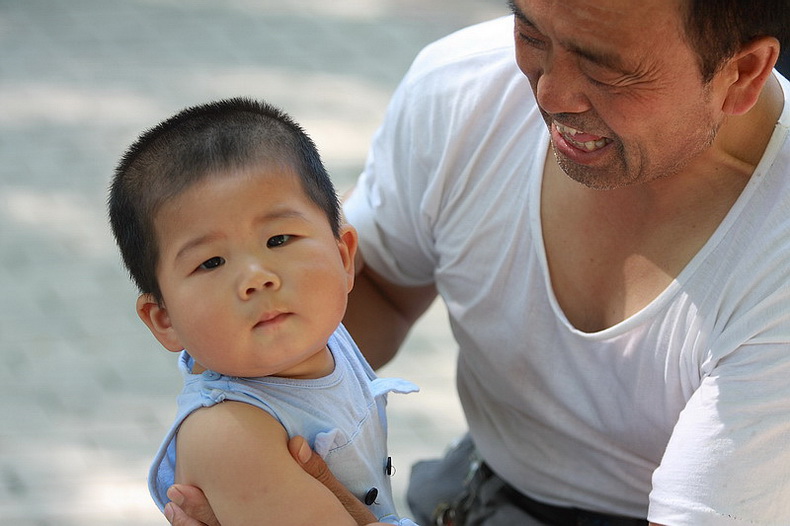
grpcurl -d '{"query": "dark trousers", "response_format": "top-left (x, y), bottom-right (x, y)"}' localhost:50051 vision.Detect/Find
top-left (407, 434), bottom-right (647, 526)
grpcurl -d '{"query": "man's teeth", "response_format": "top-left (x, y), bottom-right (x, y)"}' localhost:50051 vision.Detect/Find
top-left (555, 122), bottom-right (611, 151)
top-left (576, 137), bottom-right (610, 151)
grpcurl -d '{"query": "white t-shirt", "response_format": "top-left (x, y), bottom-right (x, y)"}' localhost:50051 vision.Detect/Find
top-left (345, 16), bottom-right (790, 526)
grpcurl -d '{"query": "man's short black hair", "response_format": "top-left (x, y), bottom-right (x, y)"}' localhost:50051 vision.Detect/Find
top-left (684, 0), bottom-right (790, 82)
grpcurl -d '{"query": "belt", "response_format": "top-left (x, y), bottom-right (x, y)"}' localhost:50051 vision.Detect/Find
top-left (478, 463), bottom-right (648, 526)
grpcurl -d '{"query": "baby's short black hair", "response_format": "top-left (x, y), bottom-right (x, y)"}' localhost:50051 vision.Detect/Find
top-left (109, 97), bottom-right (340, 303)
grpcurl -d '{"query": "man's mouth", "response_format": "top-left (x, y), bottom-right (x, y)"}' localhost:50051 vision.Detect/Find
top-left (555, 122), bottom-right (612, 152)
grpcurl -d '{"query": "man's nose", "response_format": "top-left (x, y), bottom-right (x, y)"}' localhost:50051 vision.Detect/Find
top-left (535, 50), bottom-right (591, 116)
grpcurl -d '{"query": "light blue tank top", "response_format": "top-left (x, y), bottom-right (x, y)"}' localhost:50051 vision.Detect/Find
top-left (149, 324), bottom-right (419, 524)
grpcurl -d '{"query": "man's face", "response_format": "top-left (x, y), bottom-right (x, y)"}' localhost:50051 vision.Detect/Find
top-left (511, 0), bottom-right (727, 189)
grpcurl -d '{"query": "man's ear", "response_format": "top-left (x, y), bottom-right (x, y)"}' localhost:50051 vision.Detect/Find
top-left (337, 224), bottom-right (359, 292)
top-left (720, 36), bottom-right (780, 115)
top-left (136, 294), bottom-right (183, 352)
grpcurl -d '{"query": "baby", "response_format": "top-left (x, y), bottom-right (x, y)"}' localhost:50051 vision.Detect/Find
top-left (108, 97), bottom-right (417, 525)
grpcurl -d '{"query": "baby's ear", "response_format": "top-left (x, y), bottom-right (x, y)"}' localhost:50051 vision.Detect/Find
top-left (337, 224), bottom-right (359, 291)
top-left (136, 294), bottom-right (183, 352)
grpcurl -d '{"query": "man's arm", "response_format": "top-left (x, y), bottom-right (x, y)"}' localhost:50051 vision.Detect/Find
top-left (343, 262), bottom-right (437, 370)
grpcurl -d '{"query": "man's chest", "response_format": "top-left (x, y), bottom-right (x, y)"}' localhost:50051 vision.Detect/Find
top-left (538, 157), bottom-right (736, 333)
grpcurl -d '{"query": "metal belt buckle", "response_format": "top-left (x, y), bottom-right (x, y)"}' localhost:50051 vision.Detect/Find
top-left (432, 502), bottom-right (457, 526)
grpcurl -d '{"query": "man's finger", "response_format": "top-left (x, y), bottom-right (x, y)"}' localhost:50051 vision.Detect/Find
top-left (288, 436), bottom-right (378, 526)
top-left (288, 435), bottom-right (336, 486)
top-left (166, 485), bottom-right (220, 526)
top-left (164, 502), bottom-right (202, 526)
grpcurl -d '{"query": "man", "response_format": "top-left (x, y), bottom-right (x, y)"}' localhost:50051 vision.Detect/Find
top-left (167, 0), bottom-right (790, 524)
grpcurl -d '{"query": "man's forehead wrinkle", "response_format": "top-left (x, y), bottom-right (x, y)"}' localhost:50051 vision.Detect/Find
top-left (550, 1), bottom-right (643, 73)
top-left (553, 0), bottom-right (651, 41)
top-left (515, 0), bottom-right (670, 76)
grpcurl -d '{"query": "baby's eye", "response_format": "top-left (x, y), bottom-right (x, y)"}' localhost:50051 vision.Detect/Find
top-left (267, 234), bottom-right (292, 248)
top-left (199, 256), bottom-right (225, 270)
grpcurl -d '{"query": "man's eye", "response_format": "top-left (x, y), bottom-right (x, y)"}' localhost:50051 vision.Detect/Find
top-left (586, 75), bottom-right (615, 88)
top-left (517, 31), bottom-right (545, 49)
top-left (514, 18), bottom-right (547, 50)
top-left (198, 256), bottom-right (225, 270)
top-left (267, 234), bottom-right (292, 248)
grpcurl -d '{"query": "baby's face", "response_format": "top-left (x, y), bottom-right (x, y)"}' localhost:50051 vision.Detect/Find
top-left (150, 166), bottom-right (355, 378)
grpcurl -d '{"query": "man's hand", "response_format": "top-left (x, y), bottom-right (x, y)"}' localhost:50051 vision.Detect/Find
top-left (163, 484), bottom-right (218, 526)
top-left (164, 436), bottom-right (377, 526)
top-left (288, 435), bottom-right (378, 525)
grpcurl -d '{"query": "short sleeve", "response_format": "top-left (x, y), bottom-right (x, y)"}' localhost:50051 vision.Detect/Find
top-left (343, 70), bottom-right (440, 287)
top-left (649, 340), bottom-right (790, 525)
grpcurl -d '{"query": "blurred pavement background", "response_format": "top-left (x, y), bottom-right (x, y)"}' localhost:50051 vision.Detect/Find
top-left (0, 1), bottom-right (508, 524)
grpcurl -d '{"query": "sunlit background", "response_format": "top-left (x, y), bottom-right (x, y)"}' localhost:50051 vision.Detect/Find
top-left (0, 1), bottom-right (507, 524)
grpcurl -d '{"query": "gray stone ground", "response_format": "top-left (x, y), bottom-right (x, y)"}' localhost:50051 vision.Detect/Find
top-left (0, 1), bottom-right (508, 524)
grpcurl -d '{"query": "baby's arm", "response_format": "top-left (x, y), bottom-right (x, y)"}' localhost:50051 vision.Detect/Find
top-left (175, 401), bottom-right (373, 526)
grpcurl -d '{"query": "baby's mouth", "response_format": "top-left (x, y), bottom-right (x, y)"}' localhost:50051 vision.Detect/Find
top-left (555, 122), bottom-right (612, 152)
top-left (254, 311), bottom-right (290, 329)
